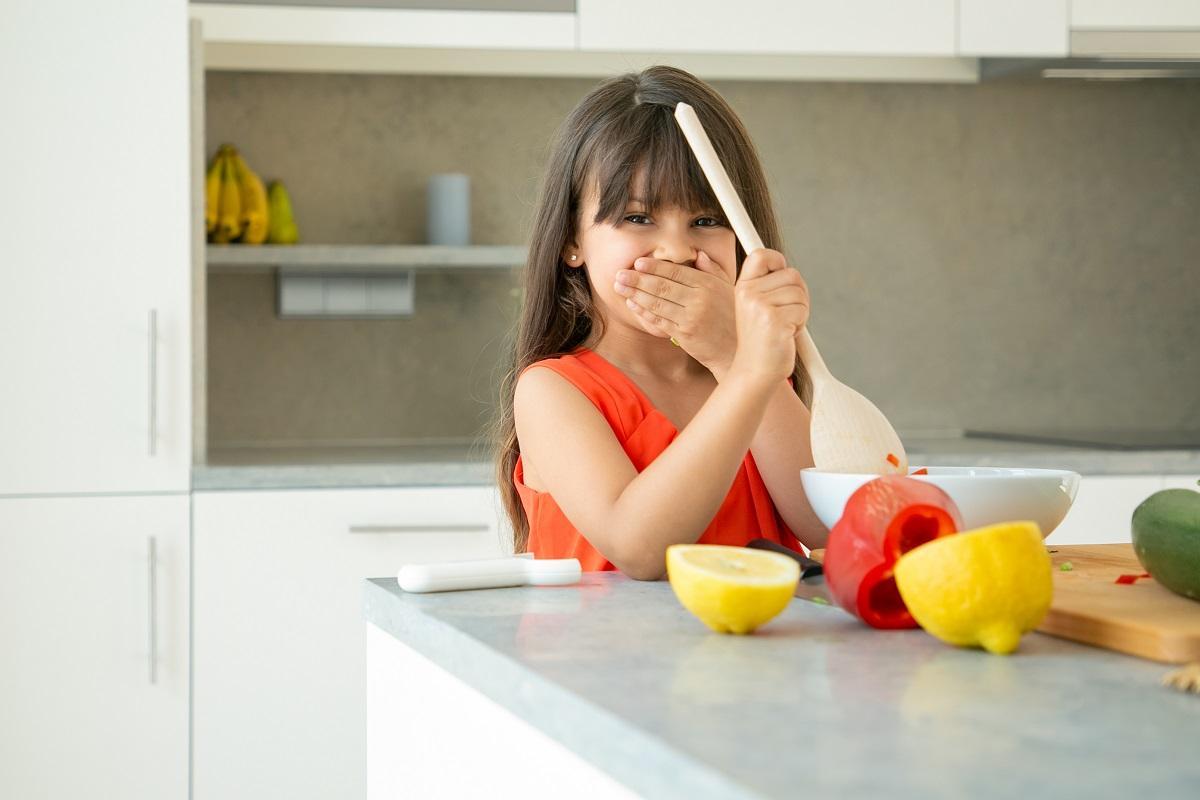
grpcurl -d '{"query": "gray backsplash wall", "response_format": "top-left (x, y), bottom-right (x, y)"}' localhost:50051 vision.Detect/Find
top-left (205, 72), bottom-right (1200, 450)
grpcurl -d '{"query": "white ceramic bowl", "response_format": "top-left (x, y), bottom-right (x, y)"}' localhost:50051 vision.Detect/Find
top-left (800, 466), bottom-right (1080, 538)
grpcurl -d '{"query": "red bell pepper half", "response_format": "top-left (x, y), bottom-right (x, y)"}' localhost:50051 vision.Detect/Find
top-left (823, 476), bottom-right (963, 629)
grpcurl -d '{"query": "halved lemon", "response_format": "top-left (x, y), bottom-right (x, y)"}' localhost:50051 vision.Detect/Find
top-left (893, 521), bottom-right (1052, 655)
top-left (666, 544), bottom-right (800, 634)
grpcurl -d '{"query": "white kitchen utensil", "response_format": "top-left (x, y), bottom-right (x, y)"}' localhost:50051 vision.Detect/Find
top-left (397, 555), bottom-right (582, 593)
top-left (673, 102), bottom-right (908, 475)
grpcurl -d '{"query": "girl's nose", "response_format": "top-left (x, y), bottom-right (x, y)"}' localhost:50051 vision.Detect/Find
top-left (652, 240), bottom-right (696, 267)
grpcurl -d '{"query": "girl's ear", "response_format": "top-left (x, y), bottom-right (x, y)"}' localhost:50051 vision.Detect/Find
top-left (562, 247), bottom-right (583, 268)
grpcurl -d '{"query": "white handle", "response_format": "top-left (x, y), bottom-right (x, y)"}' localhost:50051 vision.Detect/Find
top-left (147, 309), bottom-right (158, 457)
top-left (349, 524), bottom-right (489, 535)
top-left (398, 557), bottom-right (581, 593)
top-left (673, 103), bottom-right (763, 254)
top-left (147, 535), bottom-right (157, 685)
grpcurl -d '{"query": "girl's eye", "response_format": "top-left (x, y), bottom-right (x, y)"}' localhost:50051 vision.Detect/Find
top-left (623, 214), bottom-right (650, 224)
top-left (695, 216), bottom-right (724, 228)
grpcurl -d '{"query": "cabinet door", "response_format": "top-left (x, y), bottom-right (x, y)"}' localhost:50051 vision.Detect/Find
top-left (1047, 476), bottom-right (1163, 545)
top-left (0, 0), bottom-right (191, 495)
top-left (191, 2), bottom-right (575, 50)
top-left (959, 0), bottom-right (1068, 56)
top-left (193, 486), bottom-right (506, 800)
top-left (1071, 0), bottom-right (1200, 29)
top-left (578, 0), bottom-right (957, 56)
top-left (0, 494), bottom-right (189, 800)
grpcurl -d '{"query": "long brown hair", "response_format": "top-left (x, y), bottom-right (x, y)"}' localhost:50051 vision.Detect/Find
top-left (493, 65), bottom-right (809, 553)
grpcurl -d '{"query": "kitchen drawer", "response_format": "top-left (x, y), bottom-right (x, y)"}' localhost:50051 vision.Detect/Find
top-left (193, 485), bottom-right (507, 800)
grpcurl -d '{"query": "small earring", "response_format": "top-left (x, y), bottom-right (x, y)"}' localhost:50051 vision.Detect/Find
top-left (569, 255), bottom-right (577, 261)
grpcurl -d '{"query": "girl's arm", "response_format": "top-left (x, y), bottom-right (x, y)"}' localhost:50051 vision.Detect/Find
top-left (515, 365), bottom-right (778, 580)
top-left (726, 374), bottom-right (829, 549)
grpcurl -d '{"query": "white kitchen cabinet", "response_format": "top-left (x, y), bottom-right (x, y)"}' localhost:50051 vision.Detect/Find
top-left (1046, 475), bottom-right (1163, 545)
top-left (578, 0), bottom-right (958, 56)
top-left (1070, 0), bottom-right (1200, 57)
top-left (192, 485), bottom-right (508, 800)
top-left (191, 2), bottom-right (575, 50)
top-left (959, 0), bottom-right (1069, 56)
top-left (0, 494), bottom-right (189, 800)
top-left (366, 622), bottom-right (639, 800)
top-left (1071, 0), bottom-right (1200, 29)
top-left (0, 0), bottom-right (191, 496)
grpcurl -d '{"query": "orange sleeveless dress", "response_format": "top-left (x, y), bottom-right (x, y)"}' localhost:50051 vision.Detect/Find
top-left (513, 348), bottom-right (804, 572)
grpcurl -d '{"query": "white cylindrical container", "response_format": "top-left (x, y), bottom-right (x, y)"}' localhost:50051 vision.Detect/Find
top-left (426, 173), bottom-right (470, 246)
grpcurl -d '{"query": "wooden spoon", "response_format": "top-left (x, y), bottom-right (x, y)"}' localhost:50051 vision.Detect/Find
top-left (673, 102), bottom-right (907, 475)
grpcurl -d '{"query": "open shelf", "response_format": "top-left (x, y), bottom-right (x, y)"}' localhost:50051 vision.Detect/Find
top-left (206, 244), bottom-right (527, 275)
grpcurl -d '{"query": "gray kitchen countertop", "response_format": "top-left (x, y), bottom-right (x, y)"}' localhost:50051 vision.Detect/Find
top-left (363, 573), bottom-right (1199, 800)
top-left (193, 436), bottom-right (1200, 491)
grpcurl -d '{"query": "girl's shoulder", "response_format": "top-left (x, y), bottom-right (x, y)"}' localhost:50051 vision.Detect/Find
top-left (515, 349), bottom-right (648, 439)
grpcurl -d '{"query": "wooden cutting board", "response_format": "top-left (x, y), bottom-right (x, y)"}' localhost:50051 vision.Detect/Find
top-left (1038, 544), bottom-right (1200, 663)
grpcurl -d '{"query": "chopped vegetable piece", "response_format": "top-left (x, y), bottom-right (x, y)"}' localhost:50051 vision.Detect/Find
top-left (1115, 572), bottom-right (1153, 585)
top-left (810, 597), bottom-right (830, 605)
top-left (886, 453), bottom-right (900, 468)
top-left (911, 468), bottom-right (928, 476)
top-left (1060, 562), bottom-right (1073, 572)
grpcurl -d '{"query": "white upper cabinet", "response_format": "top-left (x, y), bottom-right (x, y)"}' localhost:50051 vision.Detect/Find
top-left (0, 0), bottom-right (191, 496)
top-left (578, 0), bottom-right (958, 56)
top-left (1070, 0), bottom-right (1200, 56)
top-left (959, 0), bottom-right (1069, 56)
top-left (1071, 0), bottom-right (1200, 29)
top-left (191, 2), bottom-right (576, 50)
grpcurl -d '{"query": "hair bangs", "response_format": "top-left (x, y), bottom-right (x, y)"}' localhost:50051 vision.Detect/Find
top-left (585, 104), bottom-right (724, 228)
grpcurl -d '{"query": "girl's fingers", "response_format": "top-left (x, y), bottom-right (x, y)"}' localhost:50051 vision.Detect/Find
top-left (763, 285), bottom-right (811, 308)
top-left (626, 298), bottom-right (678, 335)
top-left (741, 266), bottom-right (807, 293)
top-left (616, 270), bottom-right (689, 305)
top-left (622, 290), bottom-right (684, 325)
top-left (777, 305), bottom-right (810, 332)
top-left (633, 258), bottom-right (700, 288)
top-left (695, 250), bottom-right (733, 283)
top-left (737, 248), bottom-right (786, 283)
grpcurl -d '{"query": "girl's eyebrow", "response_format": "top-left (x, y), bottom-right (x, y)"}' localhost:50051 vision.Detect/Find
top-left (624, 199), bottom-right (723, 217)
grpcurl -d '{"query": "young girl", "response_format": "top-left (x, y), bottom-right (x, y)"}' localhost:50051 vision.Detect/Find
top-left (494, 65), bottom-right (825, 579)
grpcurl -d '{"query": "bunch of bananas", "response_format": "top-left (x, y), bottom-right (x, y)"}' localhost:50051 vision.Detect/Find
top-left (204, 144), bottom-right (299, 245)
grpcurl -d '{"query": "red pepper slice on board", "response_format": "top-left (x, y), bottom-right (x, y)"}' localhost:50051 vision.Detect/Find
top-left (823, 476), bottom-right (963, 629)
top-left (1115, 572), bottom-right (1152, 585)
top-left (910, 468), bottom-right (929, 476)
top-left (886, 453), bottom-right (900, 468)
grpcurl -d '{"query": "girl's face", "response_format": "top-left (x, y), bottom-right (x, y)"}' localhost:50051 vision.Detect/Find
top-left (567, 181), bottom-right (738, 338)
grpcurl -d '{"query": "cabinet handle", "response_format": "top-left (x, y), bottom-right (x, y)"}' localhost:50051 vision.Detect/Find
top-left (348, 524), bottom-right (490, 535)
top-left (147, 309), bottom-right (158, 457)
top-left (147, 535), bottom-right (158, 685)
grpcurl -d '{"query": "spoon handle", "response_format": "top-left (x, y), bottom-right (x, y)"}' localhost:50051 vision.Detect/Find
top-left (796, 328), bottom-right (831, 382)
top-left (674, 102), bottom-right (829, 380)
top-left (673, 103), bottom-right (764, 254)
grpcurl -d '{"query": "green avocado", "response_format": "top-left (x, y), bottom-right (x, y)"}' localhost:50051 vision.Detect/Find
top-left (1131, 484), bottom-right (1200, 602)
